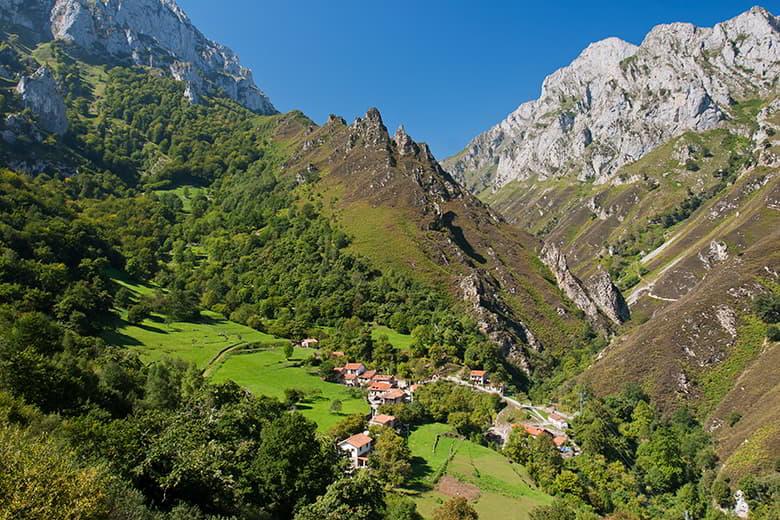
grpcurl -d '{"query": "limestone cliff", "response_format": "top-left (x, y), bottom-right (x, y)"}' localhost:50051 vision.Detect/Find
top-left (0, 0), bottom-right (276, 114)
top-left (445, 7), bottom-right (779, 191)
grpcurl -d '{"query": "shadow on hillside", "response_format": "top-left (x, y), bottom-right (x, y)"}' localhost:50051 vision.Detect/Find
top-left (103, 329), bottom-right (144, 347)
top-left (410, 456), bottom-right (434, 481)
top-left (441, 211), bottom-right (486, 264)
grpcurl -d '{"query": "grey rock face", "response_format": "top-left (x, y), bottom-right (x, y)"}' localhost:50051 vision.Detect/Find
top-left (585, 269), bottom-right (631, 325)
top-left (446, 7), bottom-right (780, 191)
top-left (15, 66), bottom-right (68, 135)
top-left (1, 0), bottom-right (276, 114)
top-left (540, 242), bottom-right (629, 329)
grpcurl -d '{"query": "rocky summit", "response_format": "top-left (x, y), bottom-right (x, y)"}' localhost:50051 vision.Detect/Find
top-left (0, 0), bottom-right (276, 114)
top-left (445, 7), bottom-right (779, 192)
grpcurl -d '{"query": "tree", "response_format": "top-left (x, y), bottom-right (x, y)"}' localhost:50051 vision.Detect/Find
top-left (284, 342), bottom-right (295, 359)
top-left (294, 472), bottom-right (385, 520)
top-left (386, 496), bottom-right (423, 520)
top-left (115, 287), bottom-right (133, 308)
top-left (252, 413), bottom-right (338, 518)
top-left (126, 303), bottom-right (149, 324)
top-left (284, 388), bottom-right (306, 407)
top-left (330, 399), bottom-right (343, 413)
top-left (529, 503), bottom-right (576, 520)
top-left (368, 429), bottom-right (412, 488)
top-left (635, 428), bottom-right (685, 494)
top-left (0, 424), bottom-right (115, 519)
top-left (329, 413), bottom-right (367, 441)
top-left (504, 428), bottom-right (532, 464)
top-left (432, 497), bottom-right (478, 520)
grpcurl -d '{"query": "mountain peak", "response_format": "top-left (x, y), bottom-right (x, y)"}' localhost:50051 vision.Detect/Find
top-left (446, 6), bottom-right (779, 191)
top-left (1, 0), bottom-right (276, 114)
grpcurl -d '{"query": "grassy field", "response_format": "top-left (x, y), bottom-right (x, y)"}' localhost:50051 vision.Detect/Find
top-left (372, 325), bottom-right (414, 352)
top-left (405, 423), bottom-right (552, 519)
top-left (106, 271), bottom-right (282, 368)
top-left (106, 311), bottom-right (281, 368)
top-left (210, 346), bottom-right (369, 431)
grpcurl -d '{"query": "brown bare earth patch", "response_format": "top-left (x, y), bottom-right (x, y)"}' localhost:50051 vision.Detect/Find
top-left (436, 475), bottom-right (480, 501)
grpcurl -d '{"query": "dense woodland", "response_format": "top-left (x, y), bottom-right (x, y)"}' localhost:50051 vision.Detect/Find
top-left (0, 40), bottom-right (778, 519)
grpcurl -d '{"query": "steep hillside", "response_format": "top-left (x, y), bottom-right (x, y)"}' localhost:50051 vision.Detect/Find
top-left (446, 6), bottom-right (780, 480)
top-left (280, 109), bottom-right (595, 376)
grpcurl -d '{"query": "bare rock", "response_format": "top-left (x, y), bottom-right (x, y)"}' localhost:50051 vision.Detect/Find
top-left (15, 66), bottom-right (68, 135)
top-left (446, 7), bottom-right (779, 191)
top-left (540, 242), bottom-right (629, 330)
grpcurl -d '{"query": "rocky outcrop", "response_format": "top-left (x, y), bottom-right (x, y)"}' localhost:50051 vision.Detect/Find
top-left (540, 242), bottom-right (629, 330)
top-left (585, 268), bottom-right (630, 324)
top-left (15, 66), bottom-right (68, 135)
top-left (459, 273), bottom-right (535, 372)
top-left (445, 7), bottom-right (780, 191)
top-left (0, 0), bottom-right (275, 114)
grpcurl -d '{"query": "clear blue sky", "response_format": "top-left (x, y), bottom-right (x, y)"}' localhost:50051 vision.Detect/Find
top-left (178, 1), bottom-right (779, 159)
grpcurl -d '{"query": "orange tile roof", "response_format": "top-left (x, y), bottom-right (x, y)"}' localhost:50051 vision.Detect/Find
top-left (360, 370), bottom-right (377, 379)
top-left (373, 374), bottom-right (394, 381)
top-left (553, 436), bottom-right (568, 447)
top-left (368, 381), bottom-right (392, 391)
top-left (344, 362), bottom-right (365, 370)
top-left (343, 373), bottom-right (358, 380)
top-left (370, 414), bottom-right (396, 425)
top-left (341, 432), bottom-right (372, 449)
top-left (517, 424), bottom-right (546, 437)
top-left (382, 389), bottom-right (406, 400)
top-left (470, 370), bottom-right (487, 377)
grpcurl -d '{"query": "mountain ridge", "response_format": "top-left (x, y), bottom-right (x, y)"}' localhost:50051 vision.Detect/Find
top-left (0, 0), bottom-right (276, 113)
top-left (444, 6), bottom-right (779, 192)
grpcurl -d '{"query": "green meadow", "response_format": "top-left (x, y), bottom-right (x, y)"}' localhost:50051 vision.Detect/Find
top-left (106, 273), bottom-right (366, 430)
top-left (210, 346), bottom-right (369, 431)
top-left (405, 423), bottom-right (552, 519)
top-left (372, 324), bottom-right (414, 352)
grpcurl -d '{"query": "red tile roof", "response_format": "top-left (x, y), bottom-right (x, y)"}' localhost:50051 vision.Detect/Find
top-left (517, 424), bottom-right (546, 437)
top-left (370, 414), bottom-right (396, 425)
top-left (553, 435), bottom-right (568, 447)
top-left (343, 373), bottom-right (358, 380)
top-left (360, 370), bottom-right (377, 379)
top-left (368, 381), bottom-right (392, 392)
top-left (373, 374), bottom-right (394, 381)
top-left (470, 370), bottom-right (487, 377)
top-left (344, 362), bottom-right (365, 370)
top-left (382, 389), bottom-right (406, 400)
top-left (341, 432), bottom-right (372, 449)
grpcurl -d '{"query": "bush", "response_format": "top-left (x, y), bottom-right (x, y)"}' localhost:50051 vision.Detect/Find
top-left (727, 411), bottom-right (742, 427)
top-left (766, 324), bottom-right (780, 342)
top-left (126, 304), bottom-right (149, 324)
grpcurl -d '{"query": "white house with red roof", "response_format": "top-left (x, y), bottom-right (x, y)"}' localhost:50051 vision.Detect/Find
top-left (368, 381), bottom-right (393, 400)
top-left (358, 369), bottom-right (377, 386)
top-left (379, 388), bottom-right (407, 406)
top-left (343, 362), bottom-right (366, 376)
top-left (469, 370), bottom-right (488, 385)
top-left (338, 432), bottom-right (373, 469)
top-left (548, 412), bottom-right (569, 430)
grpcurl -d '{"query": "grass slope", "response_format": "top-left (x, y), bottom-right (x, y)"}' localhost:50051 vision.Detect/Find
top-left (106, 273), bottom-right (282, 368)
top-left (210, 346), bottom-right (368, 431)
top-left (405, 423), bottom-right (551, 519)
